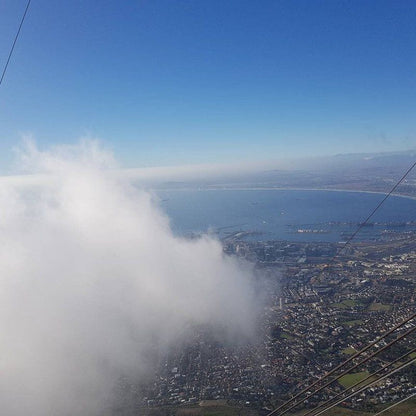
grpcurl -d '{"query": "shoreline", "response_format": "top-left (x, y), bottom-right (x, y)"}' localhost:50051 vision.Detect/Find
top-left (157, 186), bottom-right (416, 202)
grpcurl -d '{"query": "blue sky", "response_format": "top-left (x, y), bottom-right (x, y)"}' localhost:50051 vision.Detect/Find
top-left (0, 0), bottom-right (415, 172)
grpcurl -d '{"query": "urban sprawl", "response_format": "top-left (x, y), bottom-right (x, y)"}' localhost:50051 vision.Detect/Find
top-left (117, 228), bottom-right (416, 415)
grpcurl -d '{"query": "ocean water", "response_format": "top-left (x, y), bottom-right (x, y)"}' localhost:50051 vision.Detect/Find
top-left (156, 189), bottom-right (416, 242)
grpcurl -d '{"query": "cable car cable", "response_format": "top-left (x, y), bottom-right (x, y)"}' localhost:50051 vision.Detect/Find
top-left (372, 392), bottom-right (416, 416)
top-left (265, 312), bottom-right (416, 416)
top-left (303, 347), bottom-right (416, 416)
top-left (0, 0), bottom-right (32, 88)
top-left (311, 356), bottom-right (416, 416)
top-left (277, 324), bottom-right (416, 416)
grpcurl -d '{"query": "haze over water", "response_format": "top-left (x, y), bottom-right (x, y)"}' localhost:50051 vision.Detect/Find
top-left (158, 189), bottom-right (416, 242)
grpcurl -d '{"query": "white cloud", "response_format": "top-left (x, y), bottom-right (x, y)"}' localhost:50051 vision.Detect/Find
top-left (0, 140), bottom-right (258, 415)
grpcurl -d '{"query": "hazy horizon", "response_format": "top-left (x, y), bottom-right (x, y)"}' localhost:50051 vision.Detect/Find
top-left (1, 142), bottom-right (415, 189)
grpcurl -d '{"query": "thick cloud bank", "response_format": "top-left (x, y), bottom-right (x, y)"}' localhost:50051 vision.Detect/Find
top-left (0, 141), bottom-right (257, 416)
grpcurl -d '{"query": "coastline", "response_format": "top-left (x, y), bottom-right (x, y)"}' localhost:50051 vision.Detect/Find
top-left (158, 186), bottom-right (416, 202)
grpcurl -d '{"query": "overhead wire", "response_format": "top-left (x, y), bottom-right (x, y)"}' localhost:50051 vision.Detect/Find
top-left (311, 159), bottom-right (416, 299)
top-left (275, 322), bottom-right (416, 416)
top-left (265, 158), bottom-right (416, 416)
top-left (311, 356), bottom-right (416, 416)
top-left (266, 312), bottom-right (416, 416)
top-left (303, 347), bottom-right (416, 416)
top-left (1, 3), bottom-right (414, 413)
top-left (0, 0), bottom-right (32, 88)
top-left (322, 159), bottom-right (416, 263)
top-left (372, 392), bottom-right (416, 416)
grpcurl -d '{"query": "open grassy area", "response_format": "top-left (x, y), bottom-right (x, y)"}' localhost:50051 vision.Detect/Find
top-left (368, 302), bottom-right (391, 312)
top-left (281, 331), bottom-right (294, 340)
top-left (332, 299), bottom-right (361, 309)
top-left (159, 403), bottom-right (257, 416)
top-left (193, 400), bottom-right (416, 416)
top-left (377, 397), bottom-right (416, 415)
top-left (142, 398), bottom-right (416, 416)
top-left (338, 371), bottom-right (370, 388)
top-left (291, 407), bottom-right (373, 415)
top-left (342, 346), bottom-right (357, 355)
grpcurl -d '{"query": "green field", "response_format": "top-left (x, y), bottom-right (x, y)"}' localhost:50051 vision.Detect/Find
top-left (332, 299), bottom-right (361, 309)
top-left (281, 331), bottom-right (294, 340)
top-left (342, 346), bottom-right (357, 355)
top-left (368, 302), bottom-right (391, 311)
top-left (291, 407), bottom-right (373, 415)
top-left (338, 371), bottom-right (370, 388)
top-left (140, 398), bottom-right (416, 416)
